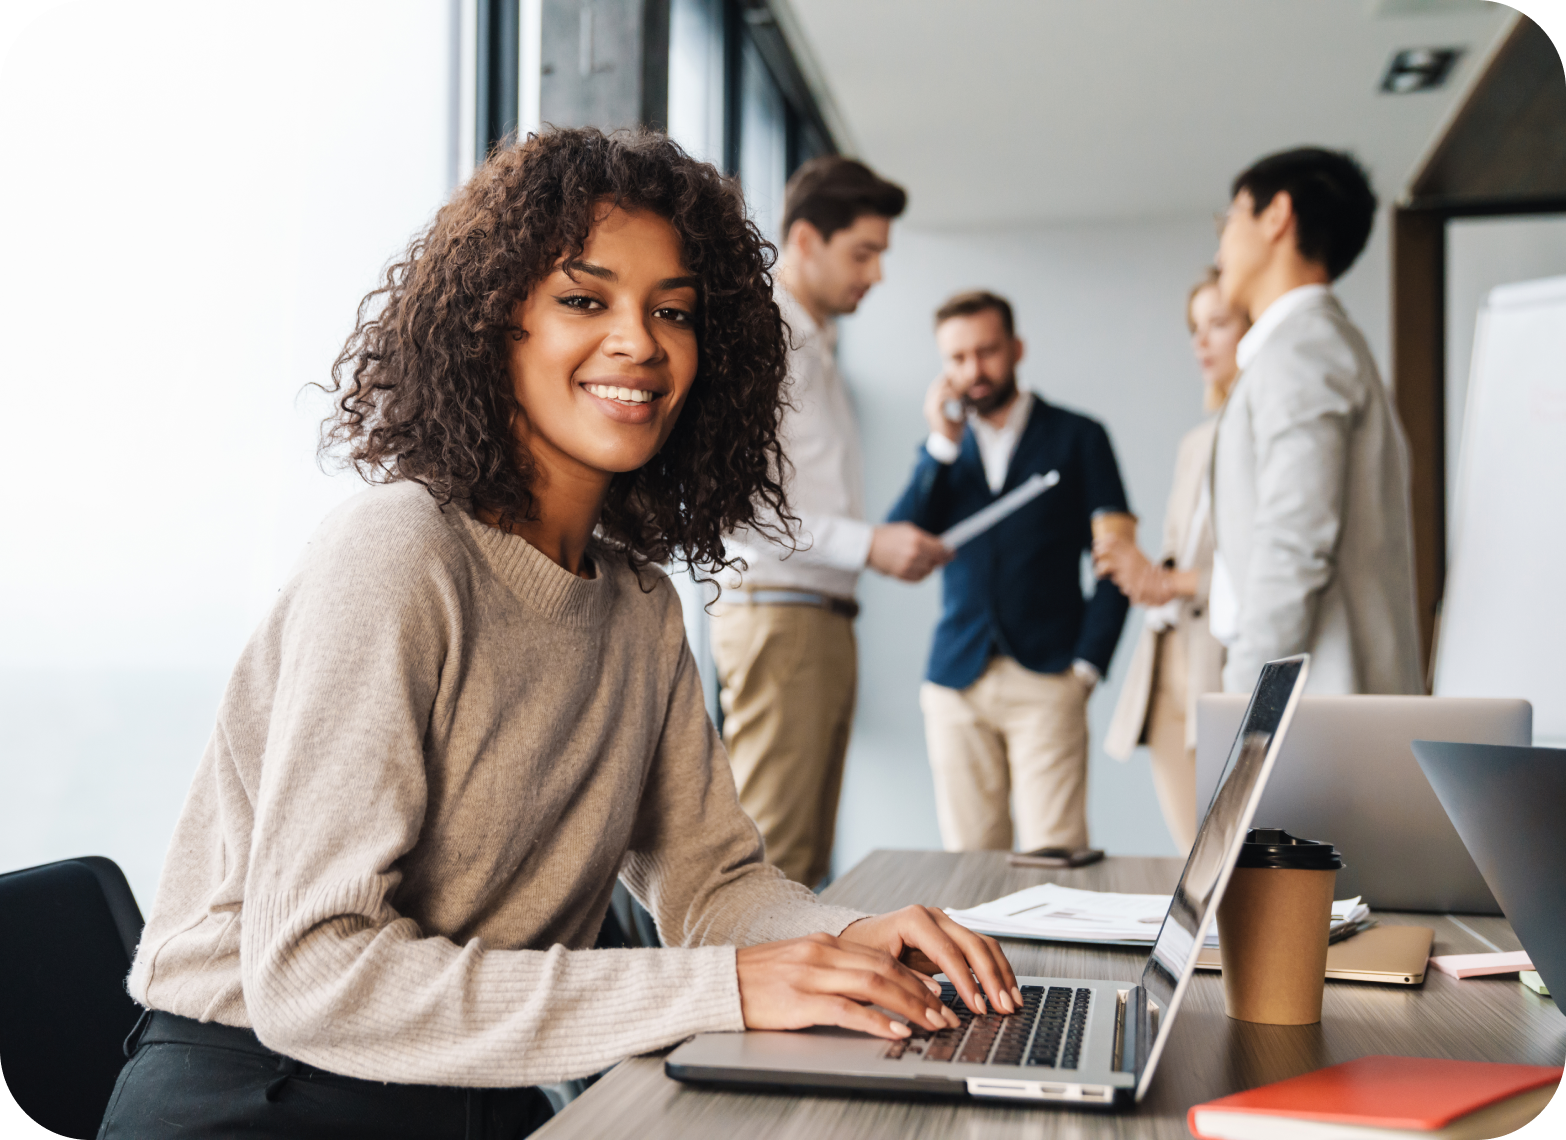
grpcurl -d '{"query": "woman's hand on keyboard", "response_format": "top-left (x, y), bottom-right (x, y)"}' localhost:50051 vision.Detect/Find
top-left (839, 905), bottom-right (1021, 1018)
top-left (736, 931), bottom-right (961, 1040)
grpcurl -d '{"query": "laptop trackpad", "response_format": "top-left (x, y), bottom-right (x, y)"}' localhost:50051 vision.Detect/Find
top-left (744, 1024), bottom-right (893, 1058)
top-left (672, 1023), bottom-right (896, 1073)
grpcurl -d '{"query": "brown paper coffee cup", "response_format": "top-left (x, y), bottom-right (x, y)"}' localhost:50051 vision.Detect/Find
top-left (1217, 867), bottom-right (1334, 1023)
top-left (1090, 510), bottom-right (1137, 545)
top-left (1090, 511), bottom-right (1138, 578)
top-left (1215, 828), bottom-right (1343, 1025)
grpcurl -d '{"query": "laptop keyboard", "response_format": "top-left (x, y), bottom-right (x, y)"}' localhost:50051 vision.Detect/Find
top-left (883, 984), bottom-right (1092, 1068)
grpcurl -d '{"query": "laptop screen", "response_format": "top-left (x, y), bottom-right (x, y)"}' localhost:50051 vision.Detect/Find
top-left (1134, 654), bottom-right (1309, 1100)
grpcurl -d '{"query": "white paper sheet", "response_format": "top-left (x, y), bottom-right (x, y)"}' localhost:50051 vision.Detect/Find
top-left (945, 883), bottom-right (1368, 947)
top-left (938, 469), bottom-right (1059, 550)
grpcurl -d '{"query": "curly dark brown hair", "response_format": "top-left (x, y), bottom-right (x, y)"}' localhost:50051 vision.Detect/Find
top-left (322, 127), bottom-right (793, 574)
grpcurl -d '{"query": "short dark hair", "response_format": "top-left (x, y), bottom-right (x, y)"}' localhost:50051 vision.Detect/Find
top-left (934, 290), bottom-right (1015, 337)
top-left (1231, 147), bottom-right (1377, 280)
top-left (782, 156), bottom-right (906, 243)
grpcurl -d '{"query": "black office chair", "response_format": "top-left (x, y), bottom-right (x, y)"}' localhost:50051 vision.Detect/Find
top-left (0, 856), bottom-right (145, 1140)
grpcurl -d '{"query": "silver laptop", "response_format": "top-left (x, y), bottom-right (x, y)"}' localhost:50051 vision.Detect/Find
top-left (1412, 741), bottom-right (1566, 1005)
top-left (1195, 695), bottom-right (1531, 914)
top-left (665, 655), bottom-right (1310, 1108)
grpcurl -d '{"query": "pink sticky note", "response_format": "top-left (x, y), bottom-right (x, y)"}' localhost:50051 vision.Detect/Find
top-left (1429, 950), bottom-right (1534, 979)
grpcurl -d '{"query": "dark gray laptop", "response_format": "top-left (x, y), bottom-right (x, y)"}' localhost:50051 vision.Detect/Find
top-left (1411, 741), bottom-right (1566, 1007)
top-left (1196, 695), bottom-right (1531, 913)
top-left (665, 655), bottom-right (1310, 1108)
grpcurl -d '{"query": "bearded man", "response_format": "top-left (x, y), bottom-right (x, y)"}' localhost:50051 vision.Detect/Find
top-left (887, 290), bottom-right (1131, 853)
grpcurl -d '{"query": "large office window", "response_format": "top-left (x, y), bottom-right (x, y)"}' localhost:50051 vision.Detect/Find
top-left (667, 0), bottom-right (832, 215)
top-left (739, 35), bottom-right (789, 242)
top-left (668, 0), bottom-right (726, 167)
top-left (0, 2), bottom-right (461, 906)
top-left (0, 0), bottom-right (835, 904)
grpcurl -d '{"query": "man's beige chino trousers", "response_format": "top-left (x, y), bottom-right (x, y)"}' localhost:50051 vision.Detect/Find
top-left (711, 602), bottom-right (856, 887)
top-left (921, 656), bottom-right (1090, 852)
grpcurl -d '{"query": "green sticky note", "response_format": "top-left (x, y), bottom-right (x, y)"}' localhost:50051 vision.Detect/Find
top-left (1520, 970), bottom-right (1550, 997)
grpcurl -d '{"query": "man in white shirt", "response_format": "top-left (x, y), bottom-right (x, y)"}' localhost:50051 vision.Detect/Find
top-left (714, 157), bottom-right (949, 886)
top-left (1210, 147), bottom-right (1422, 695)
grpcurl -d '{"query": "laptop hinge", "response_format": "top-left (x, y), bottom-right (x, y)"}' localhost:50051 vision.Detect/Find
top-left (1114, 985), bottom-right (1149, 1075)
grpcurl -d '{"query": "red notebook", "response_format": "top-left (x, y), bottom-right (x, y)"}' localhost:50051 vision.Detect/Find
top-left (1187, 1055), bottom-right (1562, 1140)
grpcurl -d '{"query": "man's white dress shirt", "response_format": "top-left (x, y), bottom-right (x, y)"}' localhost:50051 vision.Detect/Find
top-left (722, 287), bottom-right (872, 600)
top-left (923, 385), bottom-right (1032, 493)
top-left (1208, 283), bottom-right (1330, 647)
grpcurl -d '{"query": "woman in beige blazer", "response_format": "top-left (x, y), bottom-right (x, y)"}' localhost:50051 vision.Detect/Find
top-left (1097, 271), bottom-right (1248, 853)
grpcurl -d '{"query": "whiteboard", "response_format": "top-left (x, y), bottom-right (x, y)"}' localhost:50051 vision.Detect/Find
top-left (1435, 274), bottom-right (1566, 743)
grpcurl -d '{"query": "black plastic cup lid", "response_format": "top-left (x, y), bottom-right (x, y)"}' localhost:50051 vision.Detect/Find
top-left (1235, 826), bottom-right (1344, 870)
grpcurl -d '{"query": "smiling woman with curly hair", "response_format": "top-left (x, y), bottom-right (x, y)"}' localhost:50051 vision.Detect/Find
top-left (103, 128), bottom-right (1015, 1140)
top-left (325, 127), bottom-right (791, 572)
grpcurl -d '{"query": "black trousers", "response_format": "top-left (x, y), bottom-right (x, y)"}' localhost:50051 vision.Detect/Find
top-left (98, 1011), bottom-right (554, 1140)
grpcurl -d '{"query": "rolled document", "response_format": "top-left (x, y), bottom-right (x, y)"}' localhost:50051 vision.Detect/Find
top-left (939, 469), bottom-right (1060, 550)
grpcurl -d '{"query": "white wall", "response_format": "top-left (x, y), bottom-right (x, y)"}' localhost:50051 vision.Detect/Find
top-left (0, 2), bottom-right (460, 909)
top-left (831, 210), bottom-right (1392, 871)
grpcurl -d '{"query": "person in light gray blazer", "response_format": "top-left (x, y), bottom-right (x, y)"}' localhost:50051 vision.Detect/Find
top-left (1210, 147), bottom-right (1422, 696)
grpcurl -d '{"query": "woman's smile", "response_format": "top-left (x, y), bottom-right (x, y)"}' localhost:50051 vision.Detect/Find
top-left (578, 377), bottom-right (666, 424)
top-left (582, 383), bottom-right (656, 404)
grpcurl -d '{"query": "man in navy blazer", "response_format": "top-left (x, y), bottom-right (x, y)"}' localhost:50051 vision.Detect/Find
top-left (888, 291), bottom-right (1131, 852)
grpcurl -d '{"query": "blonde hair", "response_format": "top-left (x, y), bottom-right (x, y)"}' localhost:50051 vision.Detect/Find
top-left (1186, 266), bottom-right (1222, 332)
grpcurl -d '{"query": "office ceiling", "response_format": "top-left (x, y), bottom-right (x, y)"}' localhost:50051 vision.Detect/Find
top-left (783, 0), bottom-right (1516, 227)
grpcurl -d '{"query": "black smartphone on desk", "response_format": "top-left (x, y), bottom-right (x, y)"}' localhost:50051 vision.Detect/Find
top-left (1006, 846), bottom-right (1105, 868)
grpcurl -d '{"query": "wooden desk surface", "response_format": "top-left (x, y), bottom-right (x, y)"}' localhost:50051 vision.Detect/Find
top-left (537, 851), bottom-right (1566, 1139)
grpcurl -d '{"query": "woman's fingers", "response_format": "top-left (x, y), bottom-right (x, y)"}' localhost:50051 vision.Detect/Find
top-left (839, 906), bottom-right (1025, 1017)
top-left (873, 910), bottom-right (994, 1016)
top-left (903, 907), bottom-right (1020, 1016)
top-left (736, 934), bottom-right (960, 1038)
top-left (810, 994), bottom-right (912, 1040)
top-left (807, 964), bottom-right (951, 1032)
top-left (736, 914), bottom-right (1026, 1043)
top-left (827, 941), bottom-right (959, 1028)
top-left (937, 913), bottom-right (1021, 1009)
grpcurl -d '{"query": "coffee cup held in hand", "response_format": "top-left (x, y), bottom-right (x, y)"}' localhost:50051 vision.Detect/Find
top-left (1089, 510), bottom-right (1137, 576)
top-left (1216, 827), bottom-right (1343, 1025)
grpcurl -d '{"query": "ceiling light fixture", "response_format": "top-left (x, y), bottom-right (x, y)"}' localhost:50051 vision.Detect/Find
top-left (1380, 47), bottom-right (1464, 93)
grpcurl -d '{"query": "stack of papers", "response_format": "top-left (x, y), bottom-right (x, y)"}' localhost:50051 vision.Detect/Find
top-left (1330, 898), bottom-right (1374, 943)
top-left (945, 883), bottom-right (1372, 947)
top-left (946, 883), bottom-right (1188, 945)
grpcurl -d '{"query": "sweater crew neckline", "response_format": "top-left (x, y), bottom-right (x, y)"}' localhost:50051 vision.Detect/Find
top-left (456, 509), bottom-right (609, 627)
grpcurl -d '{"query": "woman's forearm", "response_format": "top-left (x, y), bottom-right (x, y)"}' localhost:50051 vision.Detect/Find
top-left (1121, 562), bottom-right (1199, 607)
top-left (1166, 567), bottom-right (1199, 599)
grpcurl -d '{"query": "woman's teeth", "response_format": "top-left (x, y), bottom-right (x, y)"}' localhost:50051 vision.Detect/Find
top-left (584, 384), bottom-right (654, 404)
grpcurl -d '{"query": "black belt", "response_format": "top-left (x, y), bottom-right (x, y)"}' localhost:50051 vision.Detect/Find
top-left (126, 1009), bottom-right (317, 1101)
top-left (722, 589), bottom-right (860, 620)
top-left (128, 1008), bottom-right (282, 1059)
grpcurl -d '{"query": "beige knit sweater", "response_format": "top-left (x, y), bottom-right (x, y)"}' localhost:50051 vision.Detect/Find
top-left (128, 482), bottom-right (865, 1087)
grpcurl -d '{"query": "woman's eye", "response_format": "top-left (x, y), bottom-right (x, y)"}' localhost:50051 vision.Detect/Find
top-left (558, 294), bottom-right (604, 311)
top-left (655, 307), bottom-right (693, 326)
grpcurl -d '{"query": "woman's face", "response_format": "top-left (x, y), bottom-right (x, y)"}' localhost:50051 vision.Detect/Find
top-left (507, 205), bottom-right (699, 485)
top-left (1188, 283), bottom-right (1247, 410)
